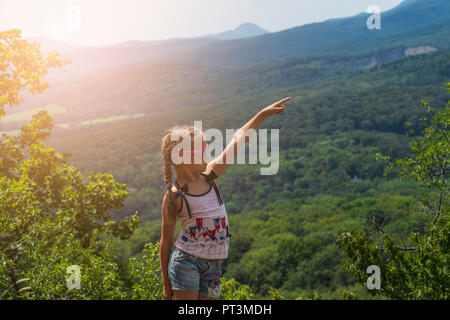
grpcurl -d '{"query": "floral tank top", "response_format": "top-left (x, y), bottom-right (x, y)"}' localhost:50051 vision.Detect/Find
top-left (173, 170), bottom-right (231, 260)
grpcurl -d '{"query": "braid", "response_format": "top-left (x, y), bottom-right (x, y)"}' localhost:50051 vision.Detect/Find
top-left (161, 125), bottom-right (201, 187)
top-left (162, 136), bottom-right (179, 188)
top-left (161, 126), bottom-right (197, 222)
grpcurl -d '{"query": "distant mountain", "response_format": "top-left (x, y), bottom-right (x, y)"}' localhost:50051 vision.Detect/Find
top-left (24, 23), bottom-right (267, 81)
top-left (24, 36), bottom-right (220, 82)
top-left (110, 37), bottom-right (218, 49)
top-left (26, 37), bottom-right (88, 52)
top-left (201, 23), bottom-right (270, 40)
top-left (26, 22), bottom-right (268, 53)
top-left (168, 0), bottom-right (450, 66)
top-left (23, 0), bottom-right (450, 82)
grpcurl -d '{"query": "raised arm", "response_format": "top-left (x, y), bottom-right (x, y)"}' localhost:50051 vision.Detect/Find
top-left (206, 97), bottom-right (291, 179)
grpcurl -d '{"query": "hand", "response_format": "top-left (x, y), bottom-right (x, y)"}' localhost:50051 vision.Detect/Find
top-left (163, 283), bottom-right (173, 300)
top-left (260, 97), bottom-right (291, 118)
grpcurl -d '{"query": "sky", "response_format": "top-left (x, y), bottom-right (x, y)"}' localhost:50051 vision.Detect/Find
top-left (0, 0), bottom-right (404, 46)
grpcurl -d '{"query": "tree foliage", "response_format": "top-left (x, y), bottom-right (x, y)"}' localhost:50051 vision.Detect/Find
top-left (0, 29), bottom-right (71, 116)
top-left (338, 83), bottom-right (449, 299)
top-left (0, 30), bottom-right (139, 299)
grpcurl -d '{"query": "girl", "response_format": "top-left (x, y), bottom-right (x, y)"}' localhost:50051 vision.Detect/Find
top-left (160, 97), bottom-right (291, 300)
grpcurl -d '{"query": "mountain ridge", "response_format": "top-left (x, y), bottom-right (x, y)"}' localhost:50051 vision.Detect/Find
top-left (200, 22), bottom-right (270, 40)
top-left (25, 22), bottom-right (269, 51)
top-left (167, 0), bottom-right (450, 66)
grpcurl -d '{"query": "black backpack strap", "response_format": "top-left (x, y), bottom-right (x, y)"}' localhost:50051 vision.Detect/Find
top-left (174, 181), bottom-right (192, 218)
top-left (200, 170), bottom-right (224, 206)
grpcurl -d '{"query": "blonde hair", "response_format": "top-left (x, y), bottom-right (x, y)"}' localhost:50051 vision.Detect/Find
top-left (161, 125), bottom-right (203, 222)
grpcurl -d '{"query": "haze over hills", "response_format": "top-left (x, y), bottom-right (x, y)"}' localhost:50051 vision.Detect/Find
top-left (27, 22), bottom-right (269, 51)
top-left (18, 0), bottom-right (449, 86)
top-left (23, 22), bottom-right (269, 82)
top-left (3, 0), bottom-right (448, 134)
top-left (168, 0), bottom-right (450, 66)
top-left (23, 36), bottom-right (220, 82)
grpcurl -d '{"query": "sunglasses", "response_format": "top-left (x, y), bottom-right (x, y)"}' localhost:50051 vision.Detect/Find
top-left (189, 143), bottom-right (208, 155)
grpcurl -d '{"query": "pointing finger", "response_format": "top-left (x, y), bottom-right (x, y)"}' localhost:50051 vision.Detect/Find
top-left (279, 97), bottom-right (291, 104)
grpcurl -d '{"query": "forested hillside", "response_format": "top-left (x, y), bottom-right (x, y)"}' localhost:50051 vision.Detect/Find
top-left (47, 48), bottom-right (450, 221)
top-left (44, 47), bottom-right (449, 298)
top-left (1, 0), bottom-right (448, 300)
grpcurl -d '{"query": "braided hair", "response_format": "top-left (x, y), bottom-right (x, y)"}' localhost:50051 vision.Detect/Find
top-left (161, 125), bottom-right (202, 222)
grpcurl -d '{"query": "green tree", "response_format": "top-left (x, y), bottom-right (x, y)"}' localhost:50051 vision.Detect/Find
top-left (0, 29), bottom-right (70, 116)
top-left (0, 29), bottom-right (138, 299)
top-left (338, 82), bottom-right (449, 299)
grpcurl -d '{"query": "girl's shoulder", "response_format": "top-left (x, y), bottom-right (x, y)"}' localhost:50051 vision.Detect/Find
top-left (201, 168), bottom-right (219, 187)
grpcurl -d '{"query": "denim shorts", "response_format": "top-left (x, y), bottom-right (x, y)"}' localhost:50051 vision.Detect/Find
top-left (168, 247), bottom-right (224, 299)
